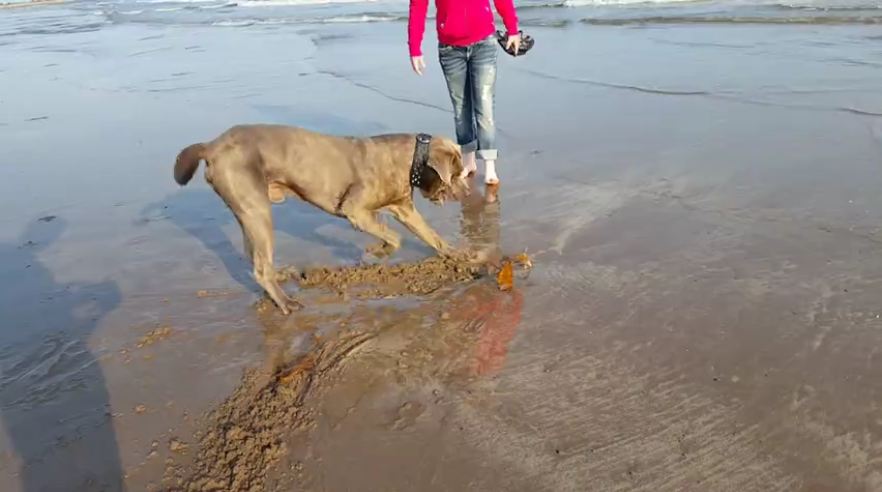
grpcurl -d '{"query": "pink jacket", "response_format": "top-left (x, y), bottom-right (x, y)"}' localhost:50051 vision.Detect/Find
top-left (408, 0), bottom-right (519, 56)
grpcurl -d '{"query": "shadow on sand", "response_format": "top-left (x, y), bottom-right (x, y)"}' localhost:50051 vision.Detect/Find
top-left (141, 187), bottom-right (365, 295)
top-left (0, 217), bottom-right (124, 491)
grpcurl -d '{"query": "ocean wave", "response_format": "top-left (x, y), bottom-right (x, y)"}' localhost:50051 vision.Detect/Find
top-left (133, 0), bottom-right (220, 4)
top-left (321, 13), bottom-right (402, 21)
top-left (236, 0), bottom-right (377, 7)
top-left (72, 0), bottom-right (882, 30)
top-left (770, 1), bottom-right (882, 10)
top-left (515, 0), bottom-right (719, 10)
top-left (211, 18), bottom-right (272, 25)
top-left (0, 21), bottom-right (107, 36)
top-left (564, 0), bottom-right (700, 6)
top-left (581, 14), bottom-right (882, 23)
top-left (210, 13), bottom-right (400, 25)
top-left (524, 0), bottom-right (882, 7)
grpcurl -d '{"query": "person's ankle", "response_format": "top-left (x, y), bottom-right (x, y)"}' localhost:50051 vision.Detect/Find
top-left (461, 151), bottom-right (477, 178)
top-left (484, 159), bottom-right (498, 184)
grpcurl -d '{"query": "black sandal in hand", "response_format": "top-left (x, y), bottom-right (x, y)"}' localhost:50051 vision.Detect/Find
top-left (496, 30), bottom-right (534, 57)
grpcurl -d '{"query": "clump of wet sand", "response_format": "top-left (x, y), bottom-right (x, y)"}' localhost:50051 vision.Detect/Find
top-left (138, 325), bottom-right (173, 348)
top-left (280, 256), bottom-right (486, 299)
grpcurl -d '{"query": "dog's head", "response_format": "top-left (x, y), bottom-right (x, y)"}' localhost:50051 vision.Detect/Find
top-left (415, 137), bottom-right (469, 205)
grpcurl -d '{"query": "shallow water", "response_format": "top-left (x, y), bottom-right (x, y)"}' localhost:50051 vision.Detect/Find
top-left (3, 2), bottom-right (882, 490)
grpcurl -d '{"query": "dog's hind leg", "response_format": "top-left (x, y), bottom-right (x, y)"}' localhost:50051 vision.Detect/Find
top-left (210, 166), bottom-right (302, 314)
top-left (237, 200), bottom-right (303, 314)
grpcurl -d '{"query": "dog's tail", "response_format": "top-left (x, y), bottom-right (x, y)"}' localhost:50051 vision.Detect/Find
top-left (174, 143), bottom-right (207, 186)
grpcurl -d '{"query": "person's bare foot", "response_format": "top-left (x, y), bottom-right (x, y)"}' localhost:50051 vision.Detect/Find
top-left (484, 159), bottom-right (499, 185)
top-left (460, 151), bottom-right (477, 178)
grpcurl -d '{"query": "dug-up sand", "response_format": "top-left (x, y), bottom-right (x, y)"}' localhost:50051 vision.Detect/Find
top-left (163, 254), bottom-right (529, 491)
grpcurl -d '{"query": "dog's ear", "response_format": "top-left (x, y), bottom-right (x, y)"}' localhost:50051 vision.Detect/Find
top-left (428, 139), bottom-right (462, 185)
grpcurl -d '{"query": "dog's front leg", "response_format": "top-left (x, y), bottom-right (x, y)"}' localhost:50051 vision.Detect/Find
top-left (388, 203), bottom-right (453, 256)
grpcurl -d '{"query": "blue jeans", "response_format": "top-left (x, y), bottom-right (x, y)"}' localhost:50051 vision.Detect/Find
top-left (438, 36), bottom-right (498, 161)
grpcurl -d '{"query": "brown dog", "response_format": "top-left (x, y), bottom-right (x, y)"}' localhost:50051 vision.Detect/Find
top-left (173, 124), bottom-right (469, 313)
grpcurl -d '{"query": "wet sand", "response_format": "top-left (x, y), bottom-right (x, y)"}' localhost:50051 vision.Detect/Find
top-left (3, 11), bottom-right (882, 492)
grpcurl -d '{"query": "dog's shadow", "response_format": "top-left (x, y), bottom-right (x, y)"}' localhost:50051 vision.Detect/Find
top-left (141, 187), bottom-right (364, 292)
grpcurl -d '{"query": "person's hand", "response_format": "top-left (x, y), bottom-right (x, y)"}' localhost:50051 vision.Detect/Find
top-left (410, 56), bottom-right (426, 75)
top-left (505, 33), bottom-right (522, 56)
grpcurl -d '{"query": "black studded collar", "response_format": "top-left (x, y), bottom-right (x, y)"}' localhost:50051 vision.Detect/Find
top-left (410, 133), bottom-right (432, 189)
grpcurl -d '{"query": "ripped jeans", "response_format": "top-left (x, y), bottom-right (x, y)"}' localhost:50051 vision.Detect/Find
top-left (438, 35), bottom-right (498, 161)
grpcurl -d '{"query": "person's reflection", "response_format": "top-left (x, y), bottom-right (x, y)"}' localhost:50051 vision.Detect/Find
top-left (458, 185), bottom-right (524, 376)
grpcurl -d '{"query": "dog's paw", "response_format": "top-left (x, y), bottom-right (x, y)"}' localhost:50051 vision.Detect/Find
top-left (280, 298), bottom-right (304, 315)
top-left (365, 241), bottom-right (397, 259)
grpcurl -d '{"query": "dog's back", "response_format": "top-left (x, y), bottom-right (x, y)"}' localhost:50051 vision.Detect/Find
top-left (174, 124), bottom-right (361, 185)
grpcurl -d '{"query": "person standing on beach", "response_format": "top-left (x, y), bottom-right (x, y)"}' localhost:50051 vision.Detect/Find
top-left (407, 0), bottom-right (520, 185)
